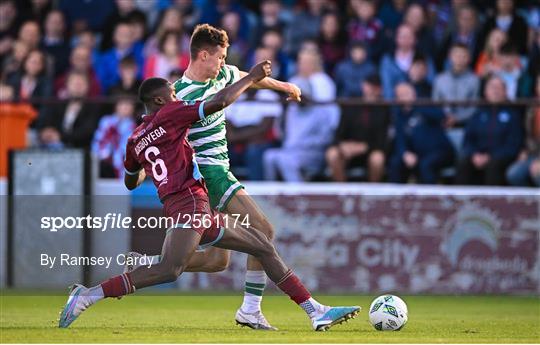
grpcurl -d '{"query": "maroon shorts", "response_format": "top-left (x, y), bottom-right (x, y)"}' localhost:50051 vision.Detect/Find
top-left (162, 186), bottom-right (223, 248)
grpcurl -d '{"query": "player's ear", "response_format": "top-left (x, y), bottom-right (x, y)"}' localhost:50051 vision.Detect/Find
top-left (153, 96), bottom-right (165, 105)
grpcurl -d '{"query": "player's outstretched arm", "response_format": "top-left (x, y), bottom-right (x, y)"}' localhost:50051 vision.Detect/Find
top-left (239, 70), bottom-right (301, 102)
top-left (124, 169), bottom-right (146, 191)
top-left (203, 60), bottom-right (272, 115)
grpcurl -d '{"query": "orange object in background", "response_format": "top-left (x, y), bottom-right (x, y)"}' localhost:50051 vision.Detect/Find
top-left (0, 103), bottom-right (37, 177)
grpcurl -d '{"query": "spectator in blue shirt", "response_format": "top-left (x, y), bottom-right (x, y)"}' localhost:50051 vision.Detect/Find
top-left (388, 82), bottom-right (455, 184)
top-left (456, 75), bottom-right (524, 185)
top-left (380, 24), bottom-right (434, 99)
top-left (334, 42), bottom-right (376, 97)
top-left (59, 0), bottom-right (115, 32)
top-left (95, 21), bottom-right (144, 93)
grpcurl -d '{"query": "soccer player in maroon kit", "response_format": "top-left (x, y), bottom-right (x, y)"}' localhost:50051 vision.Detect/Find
top-left (59, 61), bottom-right (360, 331)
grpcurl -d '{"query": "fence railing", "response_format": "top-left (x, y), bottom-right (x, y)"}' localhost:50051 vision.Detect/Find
top-left (11, 97), bottom-right (540, 107)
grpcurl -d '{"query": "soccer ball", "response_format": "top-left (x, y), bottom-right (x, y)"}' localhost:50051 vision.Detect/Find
top-left (368, 295), bottom-right (408, 331)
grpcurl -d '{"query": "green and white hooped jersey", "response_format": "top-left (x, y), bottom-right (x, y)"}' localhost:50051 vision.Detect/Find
top-left (173, 64), bottom-right (241, 168)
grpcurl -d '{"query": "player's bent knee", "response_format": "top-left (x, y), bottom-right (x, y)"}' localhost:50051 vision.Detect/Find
top-left (258, 217), bottom-right (275, 241)
top-left (251, 231), bottom-right (277, 259)
top-left (248, 214), bottom-right (275, 241)
top-left (156, 262), bottom-right (186, 283)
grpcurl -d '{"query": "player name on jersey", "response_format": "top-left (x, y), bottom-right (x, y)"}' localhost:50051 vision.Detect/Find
top-left (134, 126), bottom-right (167, 156)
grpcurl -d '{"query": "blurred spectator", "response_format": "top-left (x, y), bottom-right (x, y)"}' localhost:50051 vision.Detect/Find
top-left (40, 10), bottom-right (70, 77)
top-left (259, 29), bottom-right (291, 80)
top-left (318, 11), bottom-right (347, 75)
top-left (456, 75), bottom-right (523, 186)
top-left (264, 49), bottom-right (339, 181)
top-left (133, 0), bottom-right (160, 30)
top-left (436, 5), bottom-right (481, 71)
top-left (252, 0), bottom-right (287, 45)
top-left (247, 45), bottom-right (283, 81)
top-left (523, 2), bottom-right (540, 34)
top-left (326, 74), bottom-right (389, 182)
top-left (1, 40), bottom-right (29, 80)
top-left (334, 42), bottom-right (375, 97)
top-left (380, 24), bottom-right (434, 99)
top-left (199, 0), bottom-right (251, 42)
top-left (528, 29), bottom-right (540, 82)
top-left (143, 7), bottom-right (190, 58)
top-left (388, 82), bottom-right (455, 184)
top-left (95, 22), bottom-right (144, 93)
top-left (226, 69), bottom-right (283, 181)
top-left (128, 11), bottom-right (148, 44)
top-left (347, 0), bottom-right (384, 60)
top-left (284, 0), bottom-right (333, 56)
top-left (108, 56), bottom-right (141, 96)
top-left (17, 20), bottom-right (41, 50)
top-left (91, 96), bottom-right (136, 178)
top-left (479, 0), bottom-right (528, 55)
top-left (408, 55), bottom-right (431, 98)
top-left (0, 0), bottom-right (21, 59)
top-left (101, 0), bottom-right (146, 51)
top-left (432, 43), bottom-right (480, 126)
top-left (72, 30), bottom-right (98, 53)
top-left (6, 49), bottom-right (52, 103)
top-left (496, 43), bottom-right (532, 99)
top-left (55, 45), bottom-right (101, 98)
top-left (475, 28), bottom-right (507, 77)
top-left (426, 0), bottom-right (452, 43)
top-left (27, 0), bottom-right (52, 26)
top-left (402, 3), bottom-right (437, 58)
top-left (298, 39), bottom-right (319, 55)
top-left (377, 0), bottom-right (407, 33)
top-left (171, 0), bottom-right (201, 30)
top-left (506, 76), bottom-right (540, 187)
top-left (59, 0), bottom-right (115, 32)
top-left (143, 30), bottom-right (189, 79)
top-left (221, 11), bottom-right (250, 69)
top-left (38, 71), bottom-right (100, 149)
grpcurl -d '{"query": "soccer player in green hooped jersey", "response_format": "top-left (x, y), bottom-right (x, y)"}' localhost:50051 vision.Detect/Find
top-left (174, 23), bottom-right (301, 330)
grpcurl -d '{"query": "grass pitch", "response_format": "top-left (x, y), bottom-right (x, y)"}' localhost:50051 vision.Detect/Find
top-left (1, 292), bottom-right (539, 343)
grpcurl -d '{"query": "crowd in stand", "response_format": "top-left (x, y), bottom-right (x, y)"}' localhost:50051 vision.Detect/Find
top-left (0, 0), bottom-right (539, 186)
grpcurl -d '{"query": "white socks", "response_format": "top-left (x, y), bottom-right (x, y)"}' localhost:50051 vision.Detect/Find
top-left (299, 297), bottom-right (327, 318)
top-left (241, 270), bottom-right (266, 313)
top-left (85, 285), bottom-right (104, 305)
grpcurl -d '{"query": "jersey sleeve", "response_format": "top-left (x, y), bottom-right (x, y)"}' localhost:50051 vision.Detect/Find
top-left (223, 64), bottom-right (241, 86)
top-left (161, 100), bottom-right (207, 128)
top-left (124, 139), bottom-right (142, 175)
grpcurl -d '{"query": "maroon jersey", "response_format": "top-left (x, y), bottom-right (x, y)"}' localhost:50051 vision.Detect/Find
top-left (124, 100), bottom-right (206, 200)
